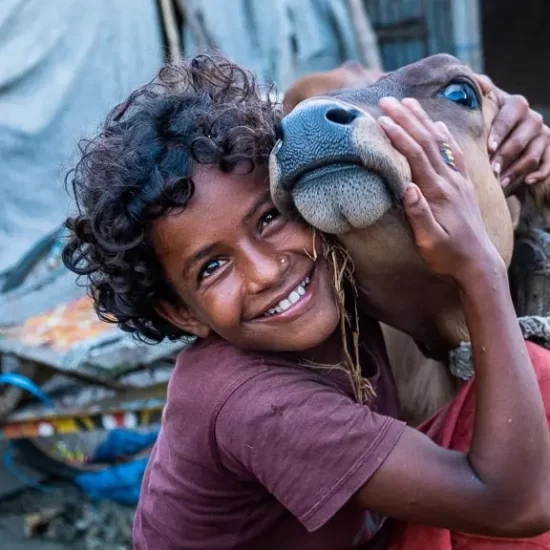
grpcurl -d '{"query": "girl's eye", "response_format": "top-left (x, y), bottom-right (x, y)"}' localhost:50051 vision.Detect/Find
top-left (439, 81), bottom-right (480, 110)
top-left (199, 258), bottom-right (227, 281)
top-left (258, 208), bottom-right (281, 232)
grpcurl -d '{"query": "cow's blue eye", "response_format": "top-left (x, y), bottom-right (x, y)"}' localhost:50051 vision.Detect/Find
top-left (439, 82), bottom-right (480, 110)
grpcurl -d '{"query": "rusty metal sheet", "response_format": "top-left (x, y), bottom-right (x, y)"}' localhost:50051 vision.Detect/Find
top-left (0, 294), bottom-right (187, 380)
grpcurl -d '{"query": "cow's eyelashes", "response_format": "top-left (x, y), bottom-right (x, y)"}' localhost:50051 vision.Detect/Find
top-left (439, 81), bottom-right (481, 110)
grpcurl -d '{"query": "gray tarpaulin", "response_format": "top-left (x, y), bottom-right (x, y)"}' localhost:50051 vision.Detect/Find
top-left (180, 0), bottom-right (362, 91)
top-left (0, 0), bottom-right (163, 274)
top-left (0, 0), bottom-right (363, 283)
top-left (0, 0), bottom-right (368, 371)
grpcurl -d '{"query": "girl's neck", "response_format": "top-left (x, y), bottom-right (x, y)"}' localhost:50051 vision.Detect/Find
top-left (299, 327), bottom-right (345, 367)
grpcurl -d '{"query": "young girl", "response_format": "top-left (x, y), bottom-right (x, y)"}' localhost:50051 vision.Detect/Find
top-left (63, 55), bottom-right (550, 550)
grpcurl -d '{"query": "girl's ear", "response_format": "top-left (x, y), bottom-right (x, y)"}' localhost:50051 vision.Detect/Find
top-left (155, 301), bottom-right (211, 339)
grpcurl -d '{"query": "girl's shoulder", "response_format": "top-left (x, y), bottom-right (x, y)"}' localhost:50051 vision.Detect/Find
top-left (169, 335), bottom-right (267, 400)
top-left (165, 335), bottom-right (307, 417)
top-left (161, 336), bottom-right (351, 462)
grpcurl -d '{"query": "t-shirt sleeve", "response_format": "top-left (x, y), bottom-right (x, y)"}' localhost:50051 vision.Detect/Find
top-left (214, 364), bottom-right (406, 532)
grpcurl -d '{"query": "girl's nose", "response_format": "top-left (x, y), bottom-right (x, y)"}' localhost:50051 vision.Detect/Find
top-left (245, 246), bottom-right (290, 294)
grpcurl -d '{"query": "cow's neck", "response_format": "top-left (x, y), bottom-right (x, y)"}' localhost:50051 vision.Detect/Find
top-left (416, 307), bottom-right (469, 362)
top-left (339, 227), bottom-right (472, 361)
top-left (356, 287), bottom-right (470, 362)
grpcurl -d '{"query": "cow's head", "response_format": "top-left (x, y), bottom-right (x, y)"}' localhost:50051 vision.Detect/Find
top-left (270, 54), bottom-right (516, 357)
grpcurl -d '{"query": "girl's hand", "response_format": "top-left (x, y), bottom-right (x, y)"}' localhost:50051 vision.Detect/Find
top-left (355, 98), bottom-right (550, 541)
top-left (482, 77), bottom-right (550, 188)
top-left (377, 96), bottom-right (505, 286)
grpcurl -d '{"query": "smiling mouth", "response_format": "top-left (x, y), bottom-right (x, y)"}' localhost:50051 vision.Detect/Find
top-left (261, 275), bottom-right (311, 318)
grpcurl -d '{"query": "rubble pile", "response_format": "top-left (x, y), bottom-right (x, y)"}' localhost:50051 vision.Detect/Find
top-left (0, 484), bottom-right (135, 549)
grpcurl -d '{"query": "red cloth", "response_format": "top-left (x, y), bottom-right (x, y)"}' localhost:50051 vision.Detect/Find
top-left (388, 341), bottom-right (550, 550)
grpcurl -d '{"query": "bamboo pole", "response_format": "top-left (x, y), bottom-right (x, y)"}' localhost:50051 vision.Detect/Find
top-left (159, 0), bottom-right (183, 62)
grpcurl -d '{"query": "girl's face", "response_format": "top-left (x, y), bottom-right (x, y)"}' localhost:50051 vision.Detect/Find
top-left (152, 164), bottom-right (340, 355)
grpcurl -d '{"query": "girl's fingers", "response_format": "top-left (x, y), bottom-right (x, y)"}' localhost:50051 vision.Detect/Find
top-left (433, 120), bottom-right (467, 175)
top-left (488, 94), bottom-right (530, 160)
top-left (379, 97), bottom-right (449, 176)
top-left (402, 98), bottom-right (468, 178)
top-left (492, 114), bottom-right (544, 176)
top-left (501, 134), bottom-right (547, 188)
top-left (378, 115), bottom-right (443, 198)
top-left (402, 183), bottom-right (447, 246)
top-left (401, 98), bottom-right (441, 134)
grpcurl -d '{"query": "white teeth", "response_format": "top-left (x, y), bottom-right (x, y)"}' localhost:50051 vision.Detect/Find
top-left (289, 290), bottom-right (301, 303)
top-left (263, 276), bottom-right (311, 317)
top-left (279, 298), bottom-right (292, 311)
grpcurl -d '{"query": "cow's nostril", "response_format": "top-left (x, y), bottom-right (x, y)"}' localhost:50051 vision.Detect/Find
top-left (274, 122), bottom-right (285, 141)
top-left (325, 107), bottom-right (358, 126)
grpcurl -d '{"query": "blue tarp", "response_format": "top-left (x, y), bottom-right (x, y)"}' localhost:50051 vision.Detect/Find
top-left (75, 429), bottom-right (159, 505)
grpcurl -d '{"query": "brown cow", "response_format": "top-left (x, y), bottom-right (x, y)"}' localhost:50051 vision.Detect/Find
top-left (271, 54), bottom-right (550, 424)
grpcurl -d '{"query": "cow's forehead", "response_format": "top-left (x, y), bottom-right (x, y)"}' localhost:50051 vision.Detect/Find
top-left (330, 54), bottom-right (478, 107)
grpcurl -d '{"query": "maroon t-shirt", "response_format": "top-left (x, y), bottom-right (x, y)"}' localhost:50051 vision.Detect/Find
top-left (134, 317), bottom-right (405, 549)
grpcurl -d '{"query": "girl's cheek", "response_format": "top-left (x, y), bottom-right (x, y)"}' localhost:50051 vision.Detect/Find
top-left (206, 286), bottom-right (242, 326)
top-left (285, 221), bottom-right (317, 247)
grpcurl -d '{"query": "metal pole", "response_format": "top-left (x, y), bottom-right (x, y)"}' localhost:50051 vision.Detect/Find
top-left (451, 0), bottom-right (484, 73)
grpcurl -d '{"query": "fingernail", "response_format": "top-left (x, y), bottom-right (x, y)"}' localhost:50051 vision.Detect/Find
top-left (379, 116), bottom-right (396, 127)
top-left (379, 96), bottom-right (399, 106)
top-left (402, 97), bottom-right (420, 107)
top-left (526, 177), bottom-right (537, 185)
top-left (404, 185), bottom-right (420, 205)
top-left (493, 161), bottom-right (501, 176)
top-left (435, 121), bottom-right (449, 134)
top-left (490, 140), bottom-right (498, 153)
top-left (501, 177), bottom-right (510, 188)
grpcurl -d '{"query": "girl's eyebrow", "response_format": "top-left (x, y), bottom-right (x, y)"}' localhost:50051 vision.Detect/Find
top-left (243, 190), bottom-right (273, 223)
top-left (182, 242), bottom-right (220, 278)
top-left (182, 190), bottom-right (273, 278)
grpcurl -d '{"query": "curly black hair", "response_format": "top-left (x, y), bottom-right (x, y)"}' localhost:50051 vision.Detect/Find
top-left (63, 53), bottom-right (281, 343)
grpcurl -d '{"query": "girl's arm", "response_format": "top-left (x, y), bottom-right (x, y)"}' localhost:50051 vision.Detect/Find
top-left (353, 97), bottom-right (550, 537)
